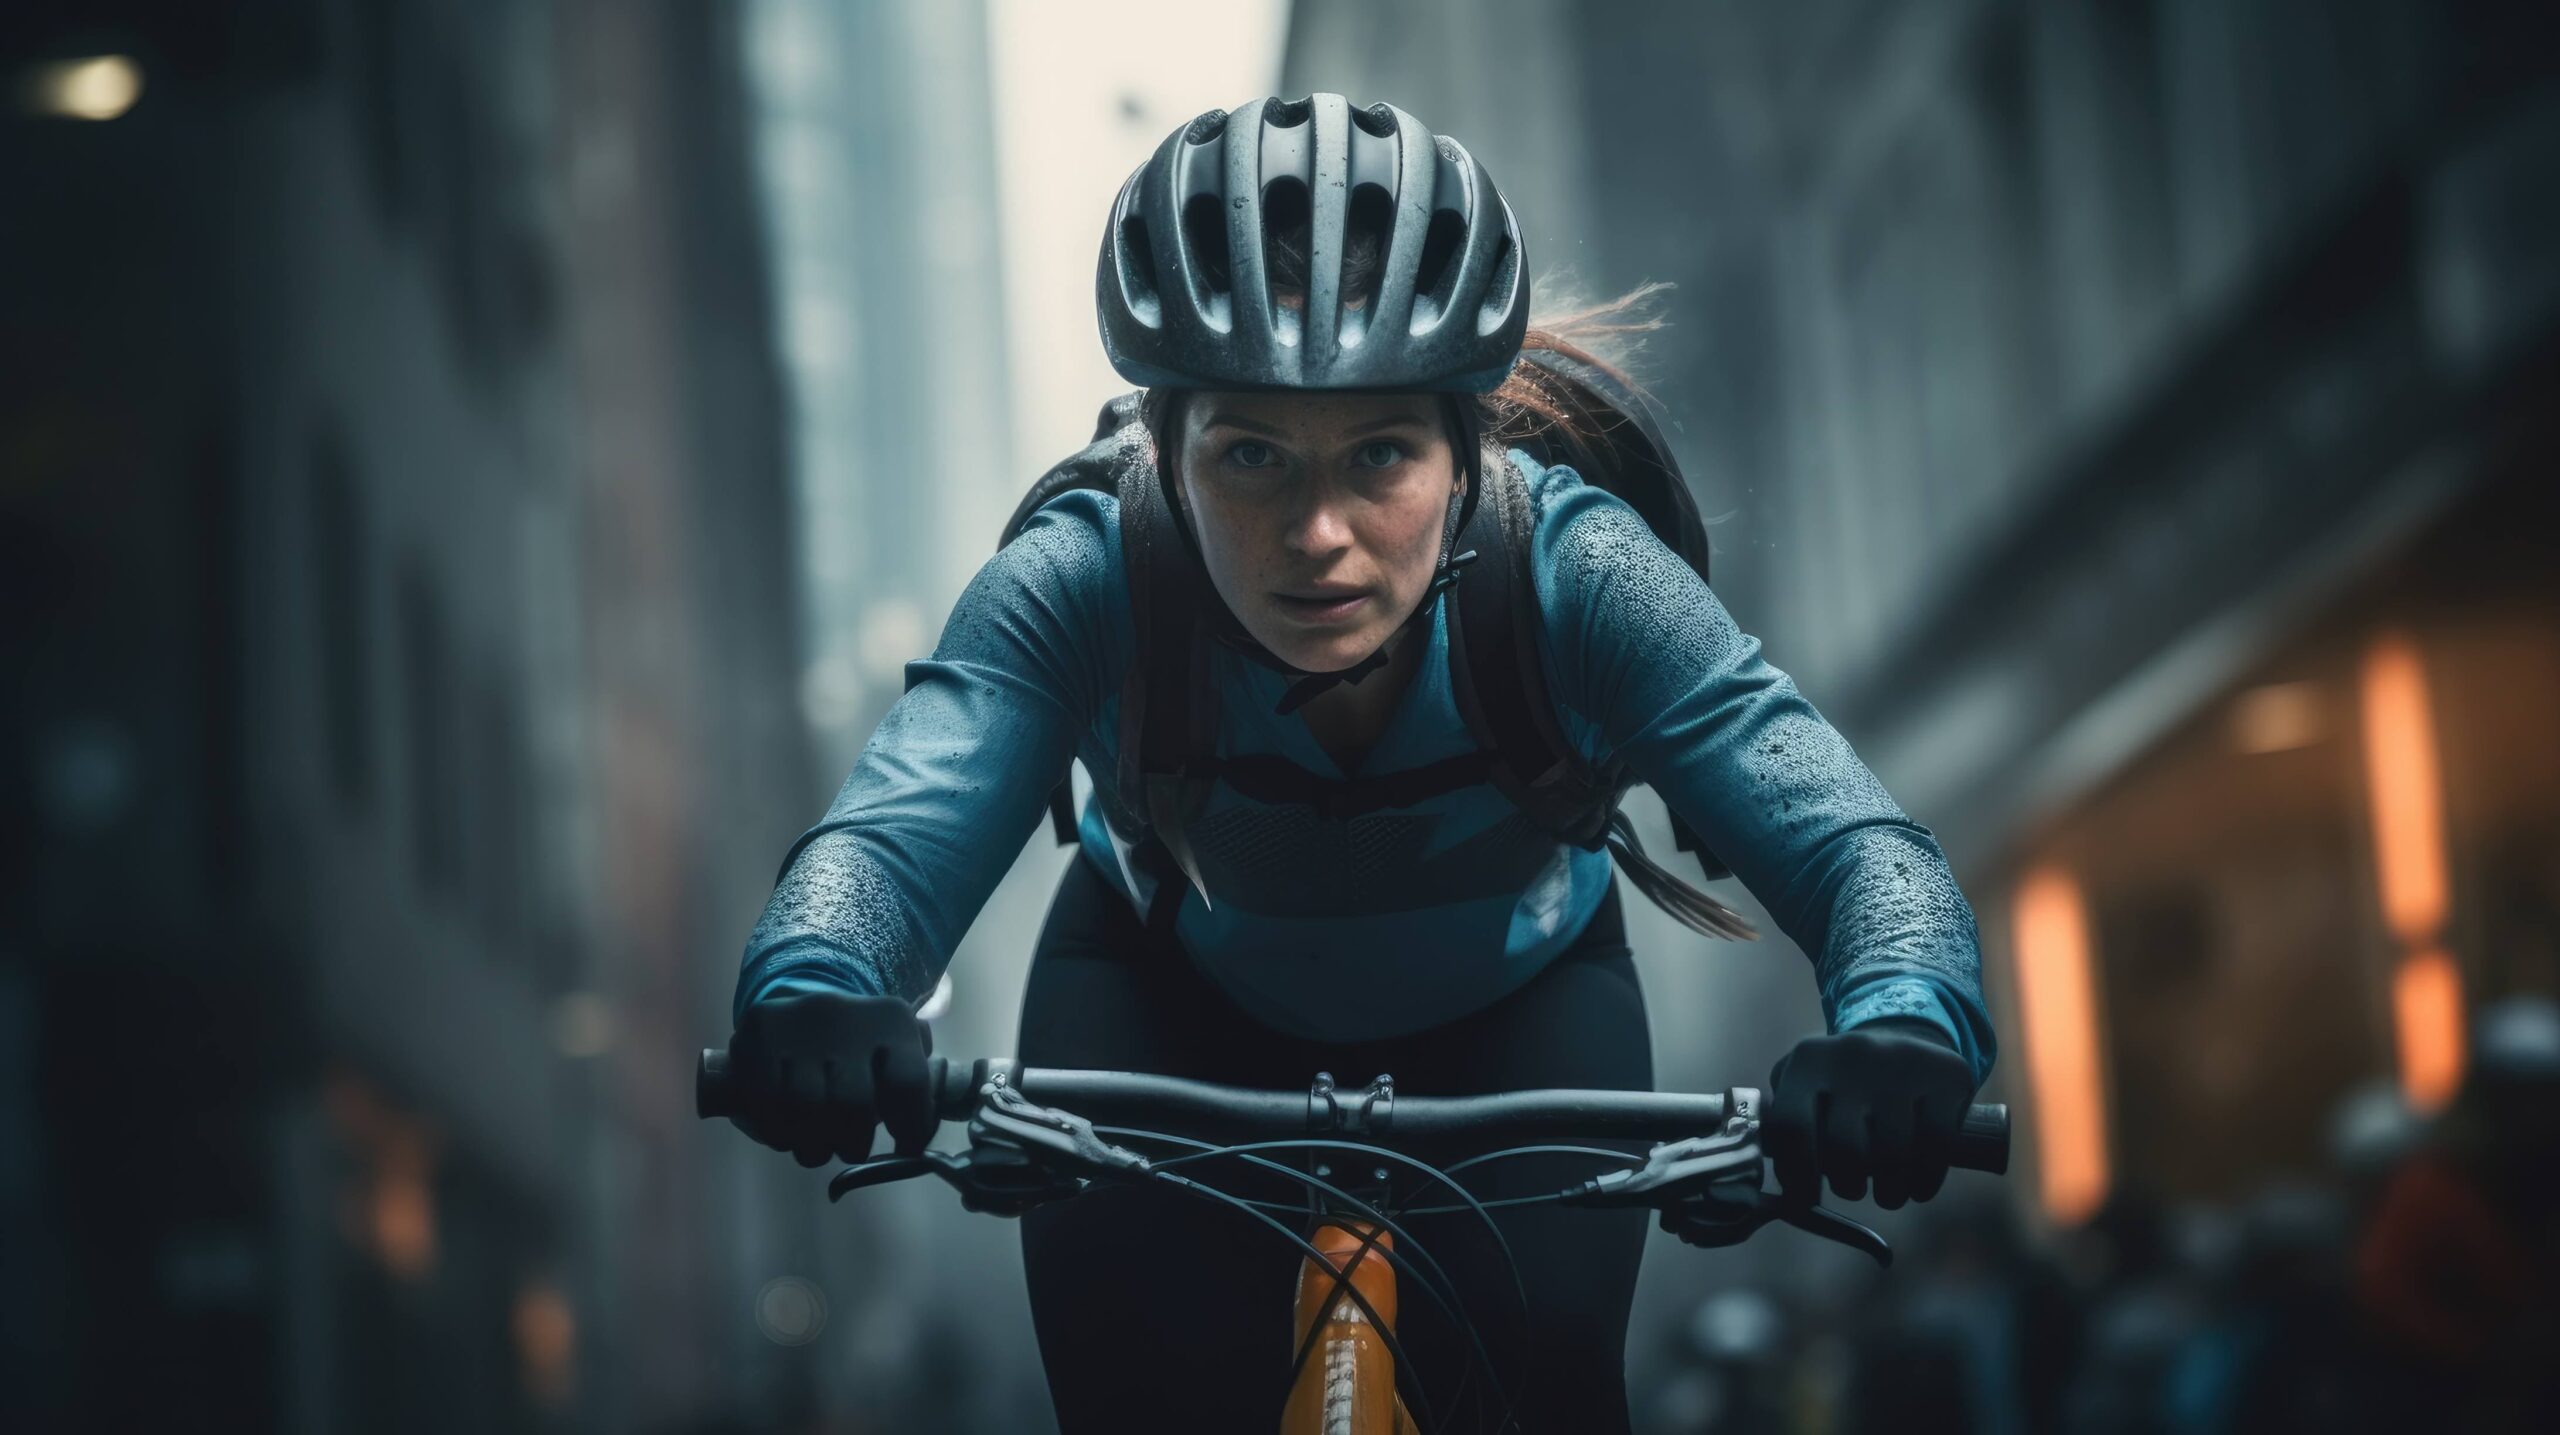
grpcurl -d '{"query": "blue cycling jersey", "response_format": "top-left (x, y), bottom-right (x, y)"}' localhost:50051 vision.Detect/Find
top-left (738, 451), bottom-right (1997, 1082)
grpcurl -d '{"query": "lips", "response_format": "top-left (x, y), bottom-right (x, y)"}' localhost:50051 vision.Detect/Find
top-left (1274, 588), bottom-right (1370, 623)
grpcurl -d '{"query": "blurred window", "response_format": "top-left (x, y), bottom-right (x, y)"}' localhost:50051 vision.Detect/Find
top-left (310, 427), bottom-right (373, 813)
top-left (471, 674), bottom-right (527, 951)
top-left (397, 561), bottom-right (460, 896)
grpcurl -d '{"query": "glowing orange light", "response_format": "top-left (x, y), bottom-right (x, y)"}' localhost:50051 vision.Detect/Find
top-left (2392, 949), bottom-right (2466, 1113)
top-left (2358, 635), bottom-right (2449, 944)
top-left (2230, 681), bottom-right (2327, 754)
top-left (2012, 866), bottom-right (2109, 1225)
top-left (513, 1283), bottom-right (578, 1406)
top-left (327, 1073), bottom-right (440, 1279)
top-left (371, 1132), bottom-right (437, 1280)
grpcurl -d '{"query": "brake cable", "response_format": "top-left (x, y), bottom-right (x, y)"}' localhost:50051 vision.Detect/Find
top-left (1107, 1128), bottom-right (1522, 1434)
top-left (1151, 1137), bottom-right (1538, 1391)
top-left (1148, 1171), bottom-right (1447, 1435)
top-left (1393, 1144), bottom-right (1652, 1216)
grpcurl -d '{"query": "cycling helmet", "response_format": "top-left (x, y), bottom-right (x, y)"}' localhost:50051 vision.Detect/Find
top-left (1097, 93), bottom-right (1529, 394)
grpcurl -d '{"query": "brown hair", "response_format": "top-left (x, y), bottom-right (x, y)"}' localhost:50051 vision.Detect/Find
top-left (1478, 279), bottom-right (1672, 462)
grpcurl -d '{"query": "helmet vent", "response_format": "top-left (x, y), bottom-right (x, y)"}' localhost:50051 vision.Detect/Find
top-left (1184, 110), bottom-right (1229, 145)
top-left (1260, 176), bottom-right (1312, 257)
top-left (1341, 183), bottom-right (1395, 345)
top-left (1476, 233), bottom-right (1516, 336)
top-left (1181, 192), bottom-right (1232, 296)
top-left (1261, 176), bottom-right (1313, 344)
top-left (1117, 214), bottom-right (1162, 327)
top-left (1350, 102), bottom-right (1397, 139)
top-left (1413, 209), bottom-right (1466, 315)
top-left (1263, 95), bottom-right (1313, 129)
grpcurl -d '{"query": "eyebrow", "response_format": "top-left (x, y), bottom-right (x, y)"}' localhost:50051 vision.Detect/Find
top-left (1201, 411), bottom-right (1435, 439)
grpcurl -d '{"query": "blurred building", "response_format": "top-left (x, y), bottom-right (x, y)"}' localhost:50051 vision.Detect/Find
top-left (1290, 0), bottom-right (2560, 1239)
top-left (740, 1), bottom-right (1063, 1427)
top-left (747, 0), bottom-right (1020, 780)
top-left (2, 2), bottom-right (823, 1430)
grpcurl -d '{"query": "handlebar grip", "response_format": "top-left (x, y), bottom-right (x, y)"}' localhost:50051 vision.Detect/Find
top-left (1952, 1102), bottom-right (2010, 1175)
top-left (697, 1049), bottom-right (980, 1124)
top-left (698, 1049), bottom-right (738, 1120)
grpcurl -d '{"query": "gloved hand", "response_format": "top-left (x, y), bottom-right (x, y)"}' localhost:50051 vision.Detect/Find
top-left (725, 990), bottom-right (938, 1168)
top-left (1766, 1018), bottom-right (1976, 1209)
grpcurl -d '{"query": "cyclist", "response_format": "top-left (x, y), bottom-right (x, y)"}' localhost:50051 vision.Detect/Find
top-left (721, 94), bottom-right (1998, 1431)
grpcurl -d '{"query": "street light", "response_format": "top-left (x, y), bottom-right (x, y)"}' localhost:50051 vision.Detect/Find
top-left (23, 55), bottom-right (143, 121)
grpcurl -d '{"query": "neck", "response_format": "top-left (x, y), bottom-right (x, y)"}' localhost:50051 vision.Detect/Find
top-left (1296, 620), bottom-right (1429, 772)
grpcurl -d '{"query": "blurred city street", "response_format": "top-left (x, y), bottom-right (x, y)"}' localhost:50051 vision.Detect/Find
top-left (4, 1), bottom-right (2557, 1430)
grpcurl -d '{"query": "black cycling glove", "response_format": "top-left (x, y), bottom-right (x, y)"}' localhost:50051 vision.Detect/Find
top-left (1765, 1017), bottom-right (1976, 1209)
top-left (725, 990), bottom-right (938, 1168)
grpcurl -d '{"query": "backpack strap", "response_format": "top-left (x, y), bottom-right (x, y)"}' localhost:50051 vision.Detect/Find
top-left (1446, 451), bottom-right (1620, 848)
top-left (1114, 432), bottom-right (1218, 905)
top-left (1449, 451), bottom-right (1755, 940)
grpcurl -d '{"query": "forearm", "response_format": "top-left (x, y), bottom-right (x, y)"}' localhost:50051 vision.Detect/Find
top-left (736, 830), bottom-right (928, 1013)
top-left (1535, 473), bottom-right (1996, 1083)
top-left (731, 491), bottom-right (1126, 1024)
top-left (729, 662), bottom-right (1073, 1023)
top-left (1772, 817), bottom-right (1994, 1079)
top-left (1650, 681), bottom-right (1997, 1082)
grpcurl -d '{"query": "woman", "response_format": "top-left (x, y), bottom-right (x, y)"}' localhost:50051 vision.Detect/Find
top-left (722, 94), bottom-right (1996, 1431)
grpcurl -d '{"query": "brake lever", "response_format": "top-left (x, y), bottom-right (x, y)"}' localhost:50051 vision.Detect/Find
top-left (825, 1147), bottom-right (1077, 1217)
top-left (828, 1155), bottom-right (936, 1199)
top-left (826, 1071), bottom-right (1151, 1218)
top-left (1775, 1200), bottom-right (1891, 1266)
top-left (1562, 1086), bottom-right (1766, 1209)
top-left (1555, 1087), bottom-right (1894, 1267)
top-left (970, 1073), bottom-right (1153, 1184)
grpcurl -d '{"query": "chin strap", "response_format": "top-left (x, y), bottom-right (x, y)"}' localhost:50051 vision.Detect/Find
top-left (1267, 540), bottom-right (1481, 716)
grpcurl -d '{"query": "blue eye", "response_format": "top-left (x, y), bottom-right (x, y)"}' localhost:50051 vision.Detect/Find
top-left (1225, 440), bottom-right (1278, 469)
top-left (1355, 440), bottom-right (1407, 469)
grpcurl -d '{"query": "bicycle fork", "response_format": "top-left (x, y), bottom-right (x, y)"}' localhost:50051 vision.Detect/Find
top-left (1283, 1220), bottom-right (1414, 1435)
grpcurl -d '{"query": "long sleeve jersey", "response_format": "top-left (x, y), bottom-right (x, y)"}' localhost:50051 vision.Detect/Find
top-left (737, 451), bottom-right (1997, 1083)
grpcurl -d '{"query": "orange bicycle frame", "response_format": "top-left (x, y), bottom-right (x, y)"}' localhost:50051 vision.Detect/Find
top-left (1281, 1219), bottom-right (1415, 1434)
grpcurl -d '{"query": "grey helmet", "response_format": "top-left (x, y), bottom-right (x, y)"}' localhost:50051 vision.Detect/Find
top-left (1097, 93), bottom-right (1529, 394)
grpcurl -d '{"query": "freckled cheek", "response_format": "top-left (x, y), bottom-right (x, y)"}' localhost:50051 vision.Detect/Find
top-left (1188, 497), bottom-right (1279, 599)
top-left (1368, 508), bottom-right (1444, 599)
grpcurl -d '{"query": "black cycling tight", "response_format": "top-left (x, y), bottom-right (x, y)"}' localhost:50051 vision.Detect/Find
top-left (1016, 854), bottom-right (1653, 1433)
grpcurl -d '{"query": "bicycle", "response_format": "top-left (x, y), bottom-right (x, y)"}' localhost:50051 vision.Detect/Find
top-left (697, 1050), bottom-right (2010, 1433)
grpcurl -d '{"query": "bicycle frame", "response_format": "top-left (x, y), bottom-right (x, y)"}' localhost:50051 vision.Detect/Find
top-left (1285, 1219), bottom-right (1412, 1434)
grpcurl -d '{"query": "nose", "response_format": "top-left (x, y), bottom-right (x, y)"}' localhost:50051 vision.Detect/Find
top-left (1283, 482), bottom-right (1354, 559)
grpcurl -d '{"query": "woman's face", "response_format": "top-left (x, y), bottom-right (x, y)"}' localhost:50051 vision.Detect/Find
top-left (1171, 390), bottom-right (1462, 674)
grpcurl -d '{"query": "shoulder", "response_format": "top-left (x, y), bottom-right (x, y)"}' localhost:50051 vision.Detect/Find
top-left (1513, 445), bottom-right (1738, 714)
top-left (1510, 444), bottom-right (1588, 518)
top-left (1511, 447), bottom-right (1682, 604)
top-left (939, 485), bottom-right (1132, 685)
top-left (990, 486), bottom-right (1125, 600)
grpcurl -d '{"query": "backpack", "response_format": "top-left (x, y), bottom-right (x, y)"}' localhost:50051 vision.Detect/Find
top-left (996, 351), bottom-right (1754, 940)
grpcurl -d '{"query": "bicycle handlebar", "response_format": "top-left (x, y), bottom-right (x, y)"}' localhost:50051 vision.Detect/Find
top-left (696, 1050), bottom-right (2010, 1176)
